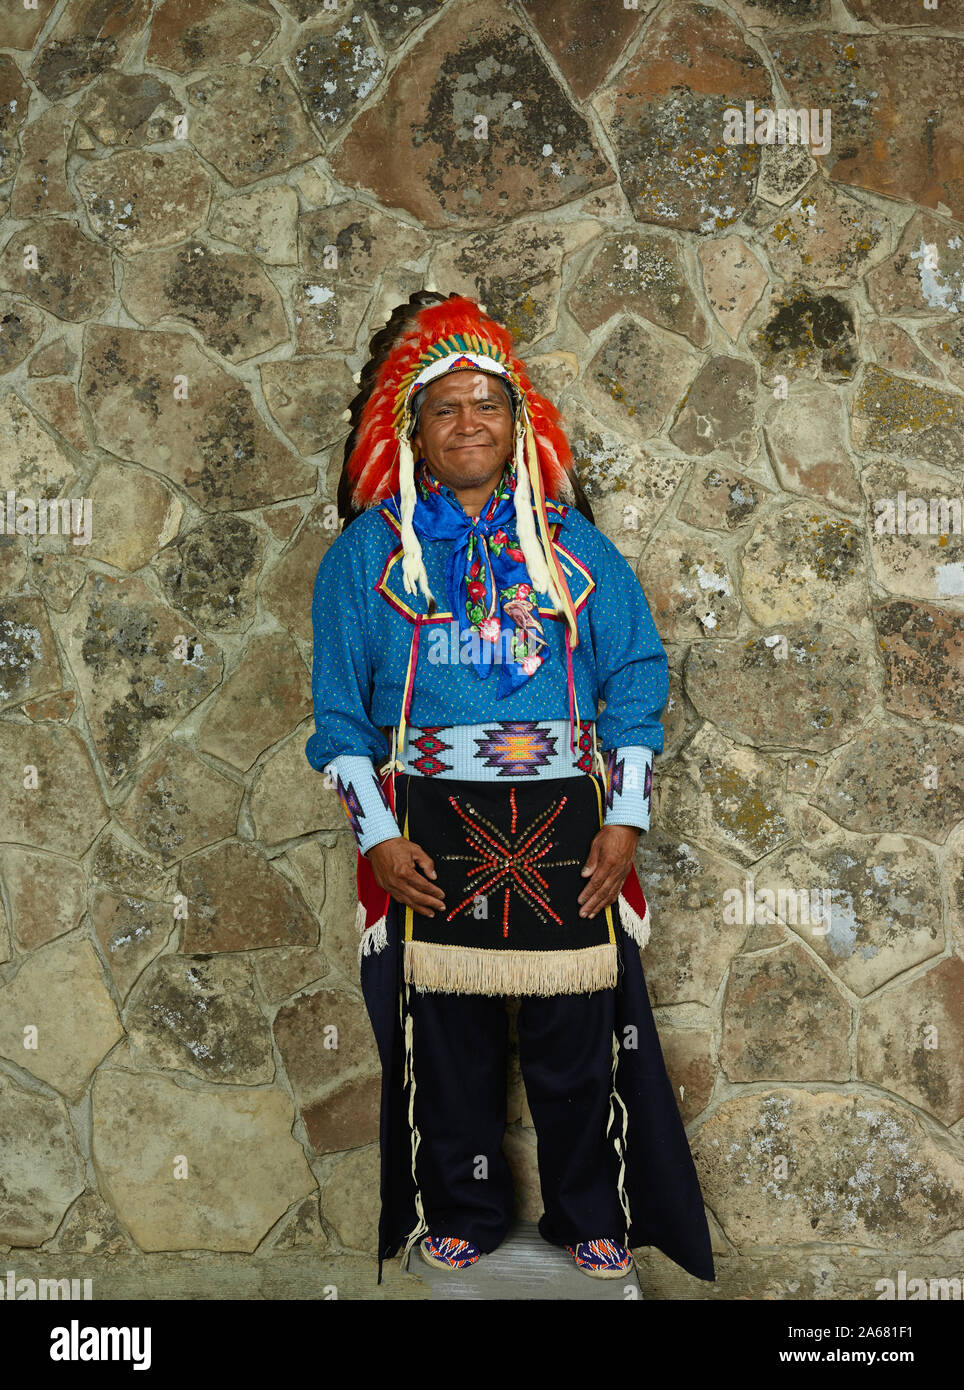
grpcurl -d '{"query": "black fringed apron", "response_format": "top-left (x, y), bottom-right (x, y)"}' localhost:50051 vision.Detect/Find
top-left (396, 770), bottom-right (617, 996)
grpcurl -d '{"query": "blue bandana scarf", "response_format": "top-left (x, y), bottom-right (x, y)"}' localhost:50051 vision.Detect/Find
top-left (412, 454), bottom-right (549, 696)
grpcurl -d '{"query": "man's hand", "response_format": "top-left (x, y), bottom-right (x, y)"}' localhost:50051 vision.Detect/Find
top-left (368, 837), bottom-right (446, 918)
top-left (578, 824), bottom-right (639, 919)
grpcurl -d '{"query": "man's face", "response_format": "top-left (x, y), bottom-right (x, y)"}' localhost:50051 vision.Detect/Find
top-left (410, 370), bottom-right (513, 493)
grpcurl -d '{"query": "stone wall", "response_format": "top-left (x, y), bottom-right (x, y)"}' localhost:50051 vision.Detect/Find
top-left (0, 0), bottom-right (962, 1300)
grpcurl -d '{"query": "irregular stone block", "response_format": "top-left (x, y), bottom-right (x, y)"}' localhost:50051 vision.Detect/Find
top-left (77, 149), bottom-right (211, 255)
top-left (185, 64), bottom-right (321, 186)
top-left (83, 461), bottom-right (182, 572)
top-left (656, 726), bottom-right (796, 868)
top-left (0, 845), bottom-right (86, 952)
top-left (751, 287), bottom-right (857, 381)
top-left (331, 0), bottom-right (612, 227)
top-left (813, 724), bottom-right (964, 845)
top-left (637, 524), bottom-right (739, 639)
top-left (692, 1090), bottom-right (964, 1247)
top-left (153, 513), bottom-right (264, 634)
top-left (565, 402), bottom-right (686, 553)
top-left (145, 0), bottom-right (279, 74)
top-left (271, 1194), bottom-right (329, 1254)
top-left (125, 954), bottom-right (275, 1084)
top-left (659, 1027), bottom-right (715, 1125)
top-left (292, 10), bottom-right (385, 140)
top-left (74, 71), bottom-right (182, 149)
top-left (0, 294), bottom-right (45, 374)
top-left (321, 1145), bottom-right (380, 1254)
top-left (636, 830), bottom-right (751, 1007)
top-left (117, 742), bottom-right (243, 866)
top-left (80, 326), bottom-right (317, 511)
top-left (295, 279), bottom-right (373, 354)
top-left (874, 599), bottom-right (964, 725)
top-left (0, 220), bottom-right (113, 320)
top-left (761, 183), bottom-right (889, 289)
top-left (0, 721), bottom-right (108, 857)
top-left (698, 235), bottom-right (767, 341)
top-left (594, 3), bottom-right (771, 232)
top-left (365, 0), bottom-right (447, 47)
top-left (519, 0), bottom-right (649, 103)
top-left (62, 571), bottom-right (223, 784)
top-left (260, 497), bottom-right (340, 642)
top-left (721, 942), bottom-right (851, 1082)
top-left (316, 832), bottom-right (366, 980)
top-left (23, 689), bottom-right (76, 723)
top-left (864, 322), bottom-right (943, 382)
top-left (27, 379), bottom-right (88, 454)
top-left (10, 104), bottom-right (74, 217)
top-left (0, 938), bottom-right (124, 1101)
top-left (669, 355), bottom-right (758, 463)
top-left (273, 986), bottom-right (380, 1122)
top-left (196, 630), bottom-right (311, 770)
top-left (0, 1071), bottom-right (84, 1246)
top-left (583, 316), bottom-right (699, 440)
top-left (28, 0), bottom-right (152, 100)
top-left (302, 1073), bottom-right (380, 1156)
top-left (91, 1067), bottom-right (317, 1252)
top-left (210, 184), bottom-right (300, 266)
top-left (0, 595), bottom-right (63, 712)
top-left (756, 832), bottom-right (943, 996)
top-left (122, 241), bottom-right (288, 361)
top-left (917, 317), bottom-right (964, 392)
top-left (90, 831), bottom-right (169, 898)
top-left (570, 231), bottom-right (709, 347)
top-left (0, 389), bottom-right (76, 499)
top-left (772, 31), bottom-right (964, 222)
top-left (677, 465), bottom-right (772, 532)
top-left (728, 0), bottom-right (832, 25)
top-left (253, 946), bottom-right (330, 1005)
top-left (740, 503), bottom-right (866, 625)
top-left (250, 733), bottom-right (347, 843)
top-left (25, 554), bottom-right (87, 614)
top-left (260, 357), bottom-right (355, 457)
top-left (432, 218), bottom-right (596, 347)
top-left (763, 382), bottom-right (862, 512)
top-left (91, 888), bottom-right (176, 1000)
top-left (54, 1190), bottom-right (131, 1256)
top-left (503, 1126), bottom-right (542, 1222)
top-left (302, 197), bottom-right (429, 288)
top-left (858, 956), bottom-right (964, 1126)
top-left (177, 841), bottom-right (317, 953)
top-left (684, 623), bottom-right (877, 752)
top-left (852, 366), bottom-right (964, 470)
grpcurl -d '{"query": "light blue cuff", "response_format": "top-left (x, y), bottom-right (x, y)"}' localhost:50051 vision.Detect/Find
top-left (324, 754), bottom-right (402, 855)
top-left (601, 745), bottom-right (654, 833)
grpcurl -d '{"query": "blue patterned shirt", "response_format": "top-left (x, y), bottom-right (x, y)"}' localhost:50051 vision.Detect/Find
top-left (306, 485), bottom-right (668, 852)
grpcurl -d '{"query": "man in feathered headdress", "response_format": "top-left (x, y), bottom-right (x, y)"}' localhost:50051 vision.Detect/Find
top-left (306, 291), bottom-right (714, 1287)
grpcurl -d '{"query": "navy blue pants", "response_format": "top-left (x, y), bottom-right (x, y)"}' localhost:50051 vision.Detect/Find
top-left (406, 985), bottom-right (628, 1252)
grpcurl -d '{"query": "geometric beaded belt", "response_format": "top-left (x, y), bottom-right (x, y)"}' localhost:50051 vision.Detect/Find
top-left (395, 718), bottom-right (598, 780)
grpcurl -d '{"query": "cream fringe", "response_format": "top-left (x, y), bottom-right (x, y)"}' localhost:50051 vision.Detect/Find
top-left (355, 900), bottom-right (389, 967)
top-left (399, 977), bottom-right (429, 1270)
top-left (617, 892), bottom-right (650, 950)
top-left (404, 940), bottom-right (618, 996)
top-left (606, 1031), bottom-right (632, 1245)
top-left (397, 432), bottom-right (435, 608)
top-left (511, 408), bottom-right (562, 614)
